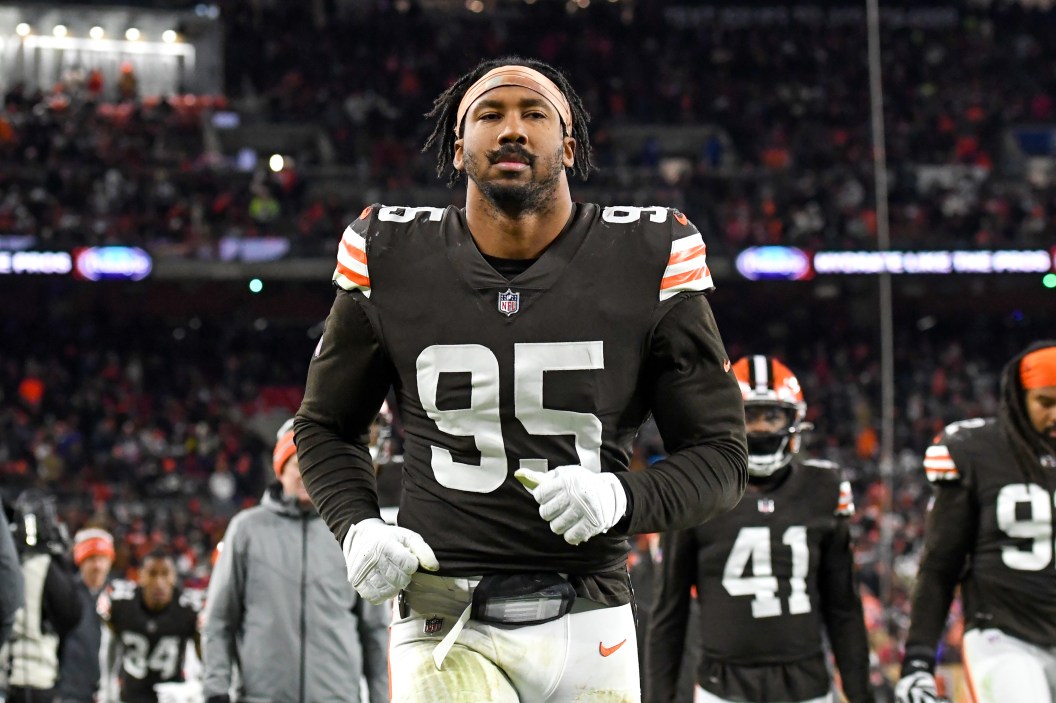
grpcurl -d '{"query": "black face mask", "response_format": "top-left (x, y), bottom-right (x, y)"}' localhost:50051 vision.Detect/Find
top-left (747, 432), bottom-right (789, 457)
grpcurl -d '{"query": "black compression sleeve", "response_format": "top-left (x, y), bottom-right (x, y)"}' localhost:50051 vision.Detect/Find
top-left (295, 291), bottom-right (394, 543)
top-left (621, 293), bottom-right (748, 534)
top-left (819, 519), bottom-right (872, 703)
top-left (904, 481), bottom-right (977, 661)
top-left (644, 528), bottom-right (697, 703)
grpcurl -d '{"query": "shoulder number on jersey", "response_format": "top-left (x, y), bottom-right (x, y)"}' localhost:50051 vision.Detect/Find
top-left (601, 206), bottom-right (668, 224)
top-left (722, 526), bottom-right (811, 618)
top-left (376, 206), bottom-right (444, 223)
top-left (416, 342), bottom-right (603, 492)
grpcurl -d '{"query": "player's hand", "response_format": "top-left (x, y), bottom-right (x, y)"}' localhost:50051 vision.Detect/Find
top-left (515, 465), bottom-right (628, 545)
top-left (895, 671), bottom-right (944, 703)
top-left (343, 517), bottom-right (439, 604)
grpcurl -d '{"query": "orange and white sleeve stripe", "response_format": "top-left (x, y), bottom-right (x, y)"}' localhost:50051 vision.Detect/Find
top-left (924, 444), bottom-right (960, 481)
top-left (333, 225), bottom-right (371, 296)
top-left (835, 480), bottom-right (855, 516)
top-left (659, 232), bottom-right (714, 301)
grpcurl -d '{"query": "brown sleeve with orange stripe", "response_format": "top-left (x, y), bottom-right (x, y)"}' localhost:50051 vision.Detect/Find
top-left (904, 479), bottom-right (978, 661)
top-left (620, 292), bottom-right (748, 534)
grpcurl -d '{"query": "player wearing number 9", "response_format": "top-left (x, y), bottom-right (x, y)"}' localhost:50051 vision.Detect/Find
top-left (645, 355), bottom-right (872, 703)
top-left (294, 56), bottom-right (747, 703)
top-left (896, 341), bottom-right (1056, 703)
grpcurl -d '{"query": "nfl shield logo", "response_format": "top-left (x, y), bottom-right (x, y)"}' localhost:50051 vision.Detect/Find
top-left (498, 288), bottom-right (520, 316)
top-left (424, 617), bottom-right (444, 634)
top-left (757, 498), bottom-right (775, 514)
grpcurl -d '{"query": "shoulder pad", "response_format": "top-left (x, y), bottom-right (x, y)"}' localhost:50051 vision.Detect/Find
top-left (800, 458), bottom-right (841, 472)
top-left (108, 579), bottom-right (138, 601)
top-left (333, 204), bottom-right (447, 297)
top-left (923, 419), bottom-right (985, 483)
top-left (177, 588), bottom-right (206, 613)
top-left (606, 206), bottom-right (713, 301)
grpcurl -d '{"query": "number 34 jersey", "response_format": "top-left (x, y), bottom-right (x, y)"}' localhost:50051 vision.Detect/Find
top-left (302, 202), bottom-right (745, 580)
top-left (650, 462), bottom-right (858, 665)
top-left (97, 581), bottom-right (202, 703)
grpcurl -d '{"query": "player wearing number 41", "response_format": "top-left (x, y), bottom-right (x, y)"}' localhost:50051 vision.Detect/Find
top-left (646, 356), bottom-right (872, 703)
top-left (294, 55), bottom-right (748, 703)
top-left (896, 341), bottom-right (1056, 703)
top-left (97, 549), bottom-right (202, 703)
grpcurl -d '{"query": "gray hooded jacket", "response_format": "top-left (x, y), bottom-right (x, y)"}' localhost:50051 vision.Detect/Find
top-left (202, 485), bottom-right (389, 703)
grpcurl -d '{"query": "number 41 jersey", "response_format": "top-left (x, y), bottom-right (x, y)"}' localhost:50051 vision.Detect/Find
top-left (98, 580), bottom-right (201, 703)
top-left (318, 202), bottom-right (738, 578)
top-left (647, 461), bottom-right (865, 703)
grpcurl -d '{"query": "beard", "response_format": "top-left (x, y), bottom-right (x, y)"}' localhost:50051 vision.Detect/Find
top-left (464, 143), bottom-right (565, 217)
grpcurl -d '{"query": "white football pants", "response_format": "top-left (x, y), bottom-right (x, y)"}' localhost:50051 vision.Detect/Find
top-left (962, 628), bottom-right (1056, 703)
top-left (389, 572), bottom-right (640, 703)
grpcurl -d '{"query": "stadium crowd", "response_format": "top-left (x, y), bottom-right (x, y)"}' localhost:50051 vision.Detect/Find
top-left (2, 1), bottom-right (1055, 258)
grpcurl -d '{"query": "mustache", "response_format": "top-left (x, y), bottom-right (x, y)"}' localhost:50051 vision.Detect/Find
top-left (487, 145), bottom-right (535, 165)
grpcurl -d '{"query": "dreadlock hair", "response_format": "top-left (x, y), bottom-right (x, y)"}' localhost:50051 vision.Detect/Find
top-left (423, 56), bottom-right (595, 187)
top-left (999, 340), bottom-right (1056, 484)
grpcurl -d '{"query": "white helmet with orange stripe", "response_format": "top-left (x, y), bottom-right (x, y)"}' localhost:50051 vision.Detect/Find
top-left (731, 355), bottom-right (808, 477)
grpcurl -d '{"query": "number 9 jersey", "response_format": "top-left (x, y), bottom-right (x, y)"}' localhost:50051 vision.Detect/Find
top-left (297, 202), bottom-right (747, 597)
top-left (907, 418), bottom-right (1056, 651)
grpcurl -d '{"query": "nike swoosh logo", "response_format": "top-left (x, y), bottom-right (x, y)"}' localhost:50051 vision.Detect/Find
top-left (599, 639), bottom-right (627, 657)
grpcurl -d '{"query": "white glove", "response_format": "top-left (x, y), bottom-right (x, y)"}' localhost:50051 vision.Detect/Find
top-left (515, 465), bottom-right (628, 545)
top-left (343, 518), bottom-right (439, 604)
top-left (895, 671), bottom-right (944, 703)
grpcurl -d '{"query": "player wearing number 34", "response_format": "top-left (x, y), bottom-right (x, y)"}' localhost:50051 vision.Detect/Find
top-left (896, 341), bottom-right (1056, 703)
top-left (293, 56), bottom-right (748, 703)
top-left (645, 356), bottom-right (872, 703)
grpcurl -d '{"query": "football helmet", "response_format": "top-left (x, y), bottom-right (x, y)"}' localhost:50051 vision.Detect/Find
top-left (731, 355), bottom-right (808, 476)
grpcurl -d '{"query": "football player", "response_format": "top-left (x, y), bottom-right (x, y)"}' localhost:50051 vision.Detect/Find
top-left (896, 341), bottom-right (1056, 703)
top-left (294, 56), bottom-right (748, 702)
top-left (646, 355), bottom-right (871, 703)
top-left (99, 549), bottom-right (202, 703)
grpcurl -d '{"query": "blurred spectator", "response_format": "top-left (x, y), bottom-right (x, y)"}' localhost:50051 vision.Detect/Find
top-left (55, 529), bottom-right (115, 703)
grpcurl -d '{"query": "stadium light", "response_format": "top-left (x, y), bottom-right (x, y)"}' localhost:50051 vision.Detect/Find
top-left (249, 278), bottom-right (264, 294)
top-left (15, 23), bottom-right (31, 37)
top-left (125, 27), bottom-right (140, 41)
top-left (162, 30), bottom-right (177, 43)
top-left (89, 26), bottom-right (104, 39)
top-left (1044, 273), bottom-right (1056, 289)
top-left (466, 0), bottom-right (484, 12)
top-left (268, 154), bottom-right (284, 172)
top-left (52, 25), bottom-right (68, 38)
